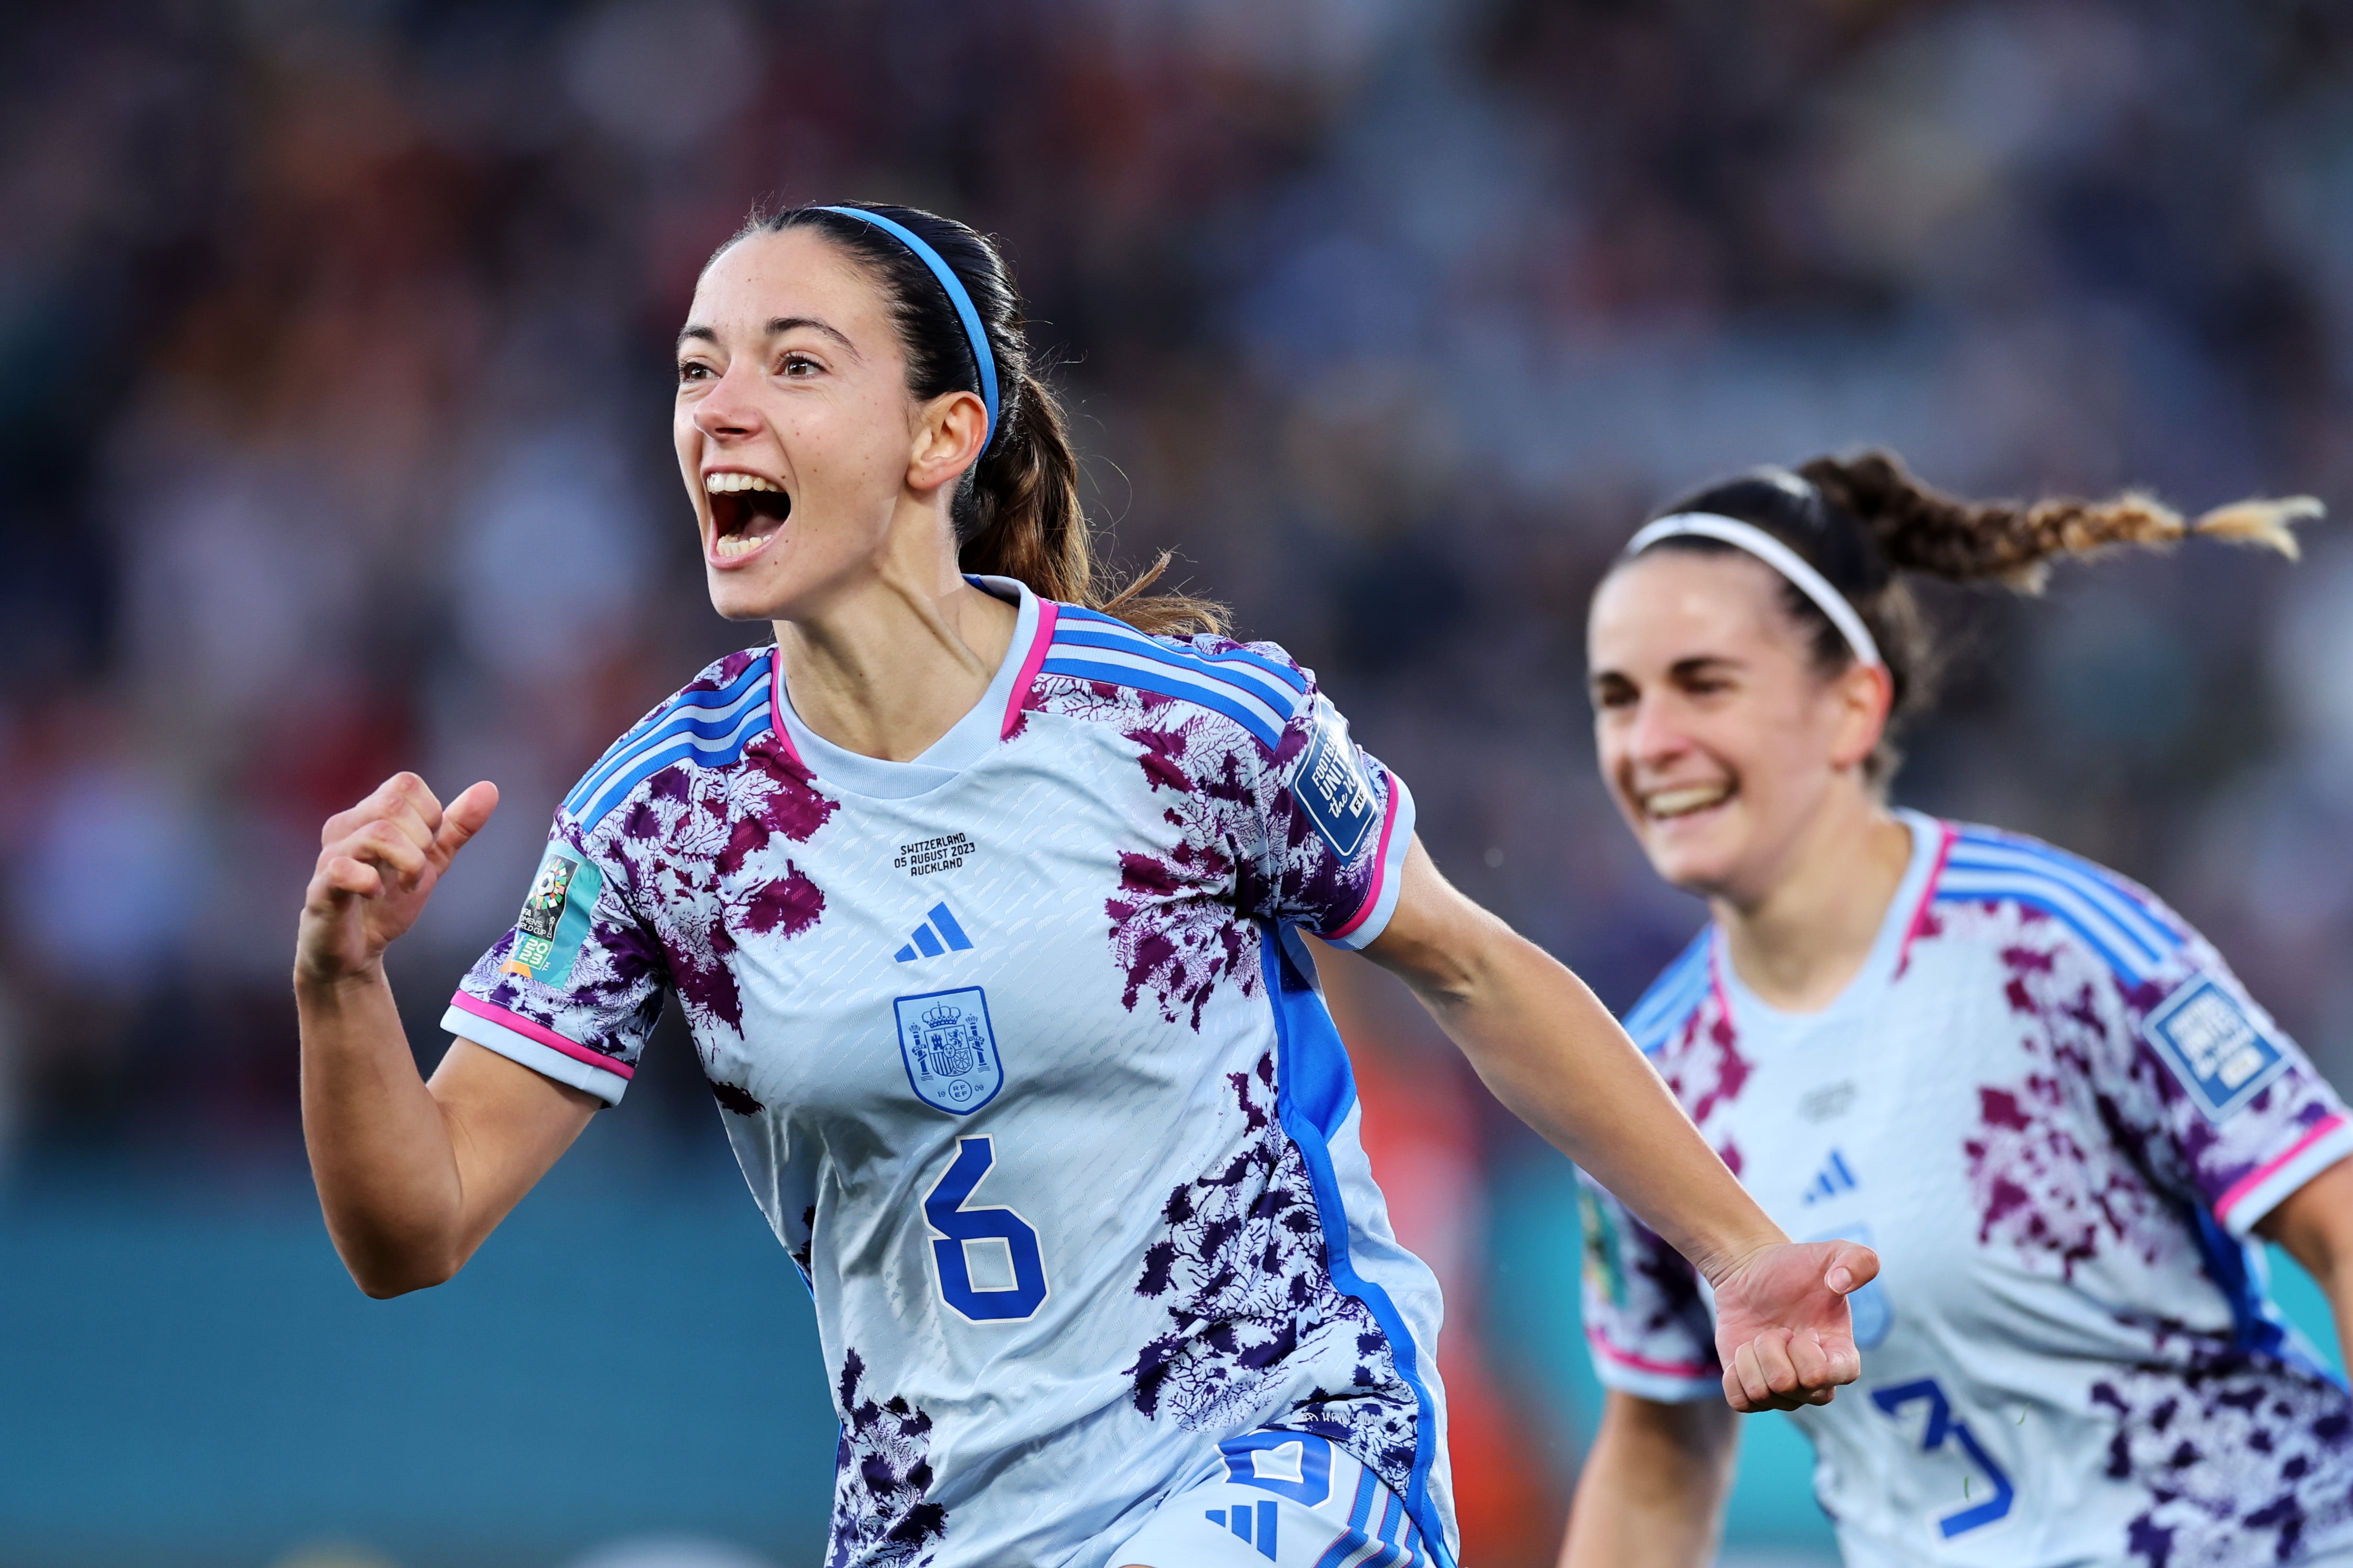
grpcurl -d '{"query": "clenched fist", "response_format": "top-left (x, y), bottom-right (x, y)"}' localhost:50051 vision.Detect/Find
top-left (296, 773), bottom-right (498, 987)
top-left (1709, 1237), bottom-right (1880, 1411)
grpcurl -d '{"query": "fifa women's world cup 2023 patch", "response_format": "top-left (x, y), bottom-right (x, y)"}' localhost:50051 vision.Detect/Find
top-left (498, 844), bottom-right (605, 986)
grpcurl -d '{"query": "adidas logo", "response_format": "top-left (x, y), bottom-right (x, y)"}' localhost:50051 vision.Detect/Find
top-left (894, 902), bottom-right (975, 963)
top-left (1802, 1148), bottom-right (1858, 1205)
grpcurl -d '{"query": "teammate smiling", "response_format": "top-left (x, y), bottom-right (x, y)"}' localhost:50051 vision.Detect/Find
top-left (1565, 453), bottom-right (2353, 1568)
top-left (295, 203), bottom-right (1872, 1568)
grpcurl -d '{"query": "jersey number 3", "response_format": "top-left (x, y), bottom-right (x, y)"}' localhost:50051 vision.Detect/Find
top-left (925, 1136), bottom-right (1049, 1321)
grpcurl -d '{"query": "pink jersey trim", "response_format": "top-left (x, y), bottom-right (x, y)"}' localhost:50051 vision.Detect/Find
top-left (1326, 771), bottom-right (1405, 941)
top-left (765, 647), bottom-right (804, 768)
top-left (2215, 1112), bottom-right (2350, 1224)
top-left (1895, 819), bottom-right (1959, 975)
top-left (448, 992), bottom-right (635, 1082)
top-left (1584, 1324), bottom-right (1714, 1380)
top-left (1003, 597), bottom-right (1060, 739)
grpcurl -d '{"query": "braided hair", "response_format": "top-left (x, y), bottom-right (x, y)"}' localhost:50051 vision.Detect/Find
top-left (1627, 450), bottom-right (2320, 781)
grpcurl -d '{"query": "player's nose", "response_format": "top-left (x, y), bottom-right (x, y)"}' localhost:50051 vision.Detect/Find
top-left (1623, 694), bottom-right (1693, 769)
top-left (692, 363), bottom-right (766, 442)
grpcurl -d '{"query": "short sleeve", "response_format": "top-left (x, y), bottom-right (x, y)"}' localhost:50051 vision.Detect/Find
top-left (2115, 941), bottom-right (2353, 1237)
top-left (1576, 1170), bottom-right (1721, 1402)
top-left (1252, 677), bottom-right (1416, 950)
top-left (443, 820), bottom-right (667, 1106)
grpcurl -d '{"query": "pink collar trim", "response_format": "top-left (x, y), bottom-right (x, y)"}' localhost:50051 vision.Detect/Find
top-left (1002, 597), bottom-right (1060, 739)
top-left (766, 648), bottom-right (804, 767)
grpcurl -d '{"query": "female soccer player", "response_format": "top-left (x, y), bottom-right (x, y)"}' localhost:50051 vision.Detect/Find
top-left (294, 203), bottom-right (1869, 1568)
top-left (1566, 452), bottom-right (2353, 1567)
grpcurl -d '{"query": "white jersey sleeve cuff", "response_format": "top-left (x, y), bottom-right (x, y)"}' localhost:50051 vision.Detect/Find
top-left (1325, 773), bottom-right (1416, 952)
top-left (442, 999), bottom-right (632, 1107)
top-left (1586, 1331), bottom-right (1721, 1403)
top-left (2216, 1112), bottom-right (2353, 1237)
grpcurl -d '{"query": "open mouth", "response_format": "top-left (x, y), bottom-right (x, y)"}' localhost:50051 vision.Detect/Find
top-left (1640, 781), bottom-right (1735, 822)
top-left (706, 471), bottom-right (791, 561)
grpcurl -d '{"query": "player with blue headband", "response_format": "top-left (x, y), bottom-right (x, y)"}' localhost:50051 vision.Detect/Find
top-left (292, 202), bottom-right (1877, 1568)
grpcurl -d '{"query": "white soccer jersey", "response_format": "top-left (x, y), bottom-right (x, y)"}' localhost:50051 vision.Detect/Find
top-left (446, 579), bottom-right (1455, 1568)
top-left (1581, 810), bottom-right (2353, 1568)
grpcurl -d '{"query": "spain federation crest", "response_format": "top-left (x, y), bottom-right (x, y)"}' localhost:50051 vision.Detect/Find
top-left (894, 987), bottom-right (1003, 1115)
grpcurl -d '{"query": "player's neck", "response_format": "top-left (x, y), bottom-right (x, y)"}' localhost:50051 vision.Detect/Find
top-left (1711, 799), bottom-right (1912, 1013)
top-left (773, 556), bottom-right (1022, 763)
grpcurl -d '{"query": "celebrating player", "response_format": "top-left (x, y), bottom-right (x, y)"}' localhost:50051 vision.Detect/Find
top-left (294, 203), bottom-right (1871, 1568)
top-left (1565, 453), bottom-right (2353, 1567)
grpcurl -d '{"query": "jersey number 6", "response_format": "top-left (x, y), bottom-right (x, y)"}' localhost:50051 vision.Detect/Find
top-left (925, 1136), bottom-right (1049, 1321)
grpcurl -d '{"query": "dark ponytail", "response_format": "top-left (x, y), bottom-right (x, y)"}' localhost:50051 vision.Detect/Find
top-left (1628, 449), bottom-right (2319, 782)
top-left (731, 202), bottom-right (1223, 637)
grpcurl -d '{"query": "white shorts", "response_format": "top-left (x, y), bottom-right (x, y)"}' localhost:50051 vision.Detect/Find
top-left (1111, 1428), bottom-right (1434, 1568)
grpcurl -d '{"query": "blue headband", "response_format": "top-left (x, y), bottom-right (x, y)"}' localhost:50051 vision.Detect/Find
top-left (818, 205), bottom-right (1000, 453)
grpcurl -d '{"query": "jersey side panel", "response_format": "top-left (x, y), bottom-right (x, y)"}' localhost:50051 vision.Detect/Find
top-left (1578, 929), bottom-right (1721, 1401)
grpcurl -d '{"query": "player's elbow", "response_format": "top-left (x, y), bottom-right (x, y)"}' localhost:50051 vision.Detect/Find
top-left (343, 1239), bottom-right (466, 1299)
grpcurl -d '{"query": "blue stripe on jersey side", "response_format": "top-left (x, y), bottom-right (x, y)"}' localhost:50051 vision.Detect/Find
top-left (1049, 605), bottom-right (1314, 695)
top-left (576, 700), bottom-right (774, 829)
top-left (1946, 829), bottom-right (2179, 960)
top-left (1260, 929), bottom-right (1456, 1568)
top-left (1045, 625), bottom-right (1301, 718)
top-left (562, 657), bottom-right (773, 816)
top-left (1040, 656), bottom-right (1284, 751)
top-left (1621, 929), bottom-right (1713, 1055)
top-left (2181, 1204), bottom-right (2331, 1386)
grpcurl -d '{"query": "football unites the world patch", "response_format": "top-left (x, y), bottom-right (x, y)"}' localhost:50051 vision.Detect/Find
top-left (498, 845), bottom-right (604, 987)
top-left (895, 987), bottom-right (1004, 1115)
top-left (1291, 696), bottom-right (1379, 859)
top-left (2141, 974), bottom-right (2290, 1122)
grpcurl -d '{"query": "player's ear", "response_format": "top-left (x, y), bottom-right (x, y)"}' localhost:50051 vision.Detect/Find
top-left (1826, 661), bottom-right (1892, 773)
top-left (908, 389), bottom-right (986, 494)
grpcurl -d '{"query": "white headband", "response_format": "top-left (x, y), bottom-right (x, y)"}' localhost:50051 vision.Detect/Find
top-left (1624, 511), bottom-right (1885, 670)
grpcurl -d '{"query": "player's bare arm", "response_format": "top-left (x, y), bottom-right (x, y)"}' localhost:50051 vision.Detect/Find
top-left (2259, 1157), bottom-right (2353, 1376)
top-left (1365, 837), bottom-right (1876, 1412)
top-left (1559, 1392), bottom-right (1738, 1568)
top-left (296, 772), bottom-right (595, 1297)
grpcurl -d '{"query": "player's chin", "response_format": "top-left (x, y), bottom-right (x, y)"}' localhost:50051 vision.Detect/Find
top-left (1636, 810), bottom-right (1749, 892)
top-left (703, 567), bottom-right (791, 623)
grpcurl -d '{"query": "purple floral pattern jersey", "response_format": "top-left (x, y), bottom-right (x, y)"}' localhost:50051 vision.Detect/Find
top-left (444, 580), bottom-right (1450, 1568)
top-left (1578, 811), bottom-right (2353, 1567)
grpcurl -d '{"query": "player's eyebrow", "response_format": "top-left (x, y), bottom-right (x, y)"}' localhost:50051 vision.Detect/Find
top-left (1668, 654), bottom-right (1742, 679)
top-left (675, 318), bottom-right (861, 357)
top-left (766, 315), bottom-right (857, 353)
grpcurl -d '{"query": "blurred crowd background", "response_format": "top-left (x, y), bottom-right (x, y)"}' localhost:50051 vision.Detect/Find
top-left (5, 0), bottom-right (2353, 1563)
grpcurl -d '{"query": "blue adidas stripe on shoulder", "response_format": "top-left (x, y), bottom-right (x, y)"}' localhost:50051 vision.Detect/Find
top-left (1622, 928), bottom-right (1713, 1056)
top-left (562, 653), bottom-right (777, 831)
top-left (1040, 608), bottom-right (1310, 752)
top-left (1934, 825), bottom-right (2185, 984)
top-left (1058, 606), bottom-right (1315, 694)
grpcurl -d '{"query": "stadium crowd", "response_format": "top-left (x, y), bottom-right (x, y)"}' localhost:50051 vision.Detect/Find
top-left (2, 0), bottom-right (2351, 1559)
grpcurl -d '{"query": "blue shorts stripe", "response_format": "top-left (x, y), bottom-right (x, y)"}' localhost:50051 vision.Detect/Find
top-left (1311, 1531), bottom-right (1368, 1568)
